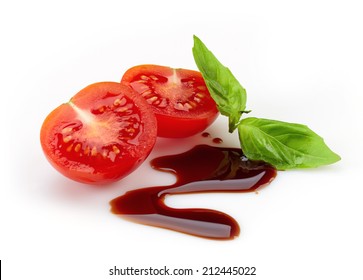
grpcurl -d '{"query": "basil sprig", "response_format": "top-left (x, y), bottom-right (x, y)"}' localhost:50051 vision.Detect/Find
top-left (238, 118), bottom-right (340, 169)
top-left (192, 35), bottom-right (340, 169)
top-left (192, 35), bottom-right (247, 133)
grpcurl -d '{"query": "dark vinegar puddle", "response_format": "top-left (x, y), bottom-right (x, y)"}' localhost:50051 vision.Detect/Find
top-left (110, 145), bottom-right (277, 240)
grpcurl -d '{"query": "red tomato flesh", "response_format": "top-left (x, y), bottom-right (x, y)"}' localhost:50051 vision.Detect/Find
top-left (121, 65), bottom-right (219, 138)
top-left (40, 82), bottom-right (157, 184)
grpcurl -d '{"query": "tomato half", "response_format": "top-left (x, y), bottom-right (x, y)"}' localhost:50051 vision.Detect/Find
top-left (40, 82), bottom-right (157, 184)
top-left (121, 65), bottom-right (219, 138)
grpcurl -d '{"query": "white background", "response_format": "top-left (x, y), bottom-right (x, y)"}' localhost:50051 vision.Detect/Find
top-left (1, 0), bottom-right (362, 279)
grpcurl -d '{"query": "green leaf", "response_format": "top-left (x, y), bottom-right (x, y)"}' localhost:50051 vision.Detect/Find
top-left (192, 35), bottom-right (247, 132)
top-left (238, 117), bottom-right (341, 169)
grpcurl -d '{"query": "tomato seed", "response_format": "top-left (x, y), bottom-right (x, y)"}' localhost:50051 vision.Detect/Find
top-left (189, 101), bottom-right (197, 108)
top-left (117, 106), bottom-right (129, 113)
top-left (147, 96), bottom-right (158, 104)
top-left (184, 103), bottom-right (193, 110)
top-left (74, 143), bottom-right (81, 153)
top-left (63, 135), bottom-right (72, 143)
top-left (174, 103), bottom-right (184, 110)
top-left (61, 127), bottom-right (73, 134)
top-left (158, 98), bottom-right (168, 108)
top-left (84, 146), bottom-right (90, 155)
top-left (141, 90), bottom-right (152, 97)
top-left (113, 98), bottom-right (121, 106)
top-left (112, 145), bottom-right (120, 154)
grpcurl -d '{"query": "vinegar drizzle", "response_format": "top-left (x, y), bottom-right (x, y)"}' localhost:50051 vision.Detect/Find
top-left (110, 144), bottom-right (276, 240)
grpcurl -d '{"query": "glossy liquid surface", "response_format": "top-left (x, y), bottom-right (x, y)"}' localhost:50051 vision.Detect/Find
top-left (110, 145), bottom-right (277, 240)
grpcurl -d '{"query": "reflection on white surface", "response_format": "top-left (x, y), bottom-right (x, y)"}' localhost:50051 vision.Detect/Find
top-left (160, 172), bottom-right (266, 195)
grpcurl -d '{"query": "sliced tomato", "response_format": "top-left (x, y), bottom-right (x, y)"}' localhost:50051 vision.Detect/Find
top-left (121, 65), bottom-right (219, 138)
top-left (40, 82), bottom-right (157, 184)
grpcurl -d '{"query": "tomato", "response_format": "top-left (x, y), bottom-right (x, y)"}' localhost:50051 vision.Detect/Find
top-left (121, 65), bottom-right (219, 138)
top-left (40, 82), bottom-right (157, 184)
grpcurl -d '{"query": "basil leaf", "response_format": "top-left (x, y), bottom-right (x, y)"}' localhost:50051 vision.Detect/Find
top-left (192, 35), bottom-right (247, 132)
top-left (238, 117), bottom-right (341, 169)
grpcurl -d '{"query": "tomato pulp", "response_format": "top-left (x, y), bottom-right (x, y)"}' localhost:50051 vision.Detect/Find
top-left (121, 65), bottom-right (219, 138)
top-left (40, 82), bottom-right (157, 184)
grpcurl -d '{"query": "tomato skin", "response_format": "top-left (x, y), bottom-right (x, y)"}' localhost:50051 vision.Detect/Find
top-left (121, 65), bottom-right (219, 138)
top-left (40, 82), bottom-right (157, 185)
